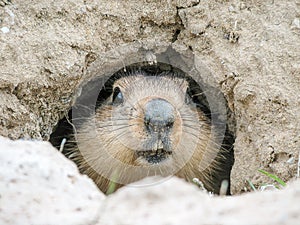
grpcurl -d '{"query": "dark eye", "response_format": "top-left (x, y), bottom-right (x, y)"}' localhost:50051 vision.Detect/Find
top-left (112, 87), bottom-right (123, 105)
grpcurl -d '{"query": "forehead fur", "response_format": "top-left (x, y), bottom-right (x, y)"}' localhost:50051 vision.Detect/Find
top-left (113, 74), bottom-right (189, 104)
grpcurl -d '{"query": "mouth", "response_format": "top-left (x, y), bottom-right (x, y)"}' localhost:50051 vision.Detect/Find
top-left (136, 148), bottom-right (172, 164)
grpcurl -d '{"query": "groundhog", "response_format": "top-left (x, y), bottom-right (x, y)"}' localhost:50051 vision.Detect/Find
top-left (51, 69), bottom-right (234, 194)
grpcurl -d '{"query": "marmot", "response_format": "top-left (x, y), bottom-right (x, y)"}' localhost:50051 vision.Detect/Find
top-left (51, 68), bottom-right (234, 194)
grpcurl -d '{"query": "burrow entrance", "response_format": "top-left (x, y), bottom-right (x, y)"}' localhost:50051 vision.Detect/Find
top-left (50, 45), bottom-right (236, 195)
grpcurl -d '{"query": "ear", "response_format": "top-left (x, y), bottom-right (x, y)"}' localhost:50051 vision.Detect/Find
top-left (178, 79), bottom-right (189, 94)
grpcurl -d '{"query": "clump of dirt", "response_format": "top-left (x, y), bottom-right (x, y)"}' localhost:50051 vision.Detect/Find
top-left (0, 0), bottom-right (299, 193)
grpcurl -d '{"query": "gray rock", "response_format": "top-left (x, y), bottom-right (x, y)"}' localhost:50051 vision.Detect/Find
top-left (0, 136), bottom-right (105, 225)
top-left (99, 176), bottom-right (300, 225)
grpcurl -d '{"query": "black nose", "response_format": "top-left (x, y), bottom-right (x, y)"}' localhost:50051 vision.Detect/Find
top-left (144, 98), bottom-right (175, 133)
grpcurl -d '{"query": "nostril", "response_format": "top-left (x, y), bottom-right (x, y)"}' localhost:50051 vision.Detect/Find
top-left (144, 117), bottom-right (174, 132)
top-left (144, 117), bottom-right (151, 130)
top-left (144, 98), bottom-right (176, 132)
top-left (144, 119), bottom-right (149, 126)
top-left (166, 120), bottom-right (174, 129)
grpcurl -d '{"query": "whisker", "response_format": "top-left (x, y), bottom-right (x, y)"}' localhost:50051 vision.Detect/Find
top-left (99, 124), bottom-right (138, 133)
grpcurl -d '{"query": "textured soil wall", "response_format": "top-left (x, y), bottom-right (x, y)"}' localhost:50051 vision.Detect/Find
top-left (0, 0), bottom-right (299, 194)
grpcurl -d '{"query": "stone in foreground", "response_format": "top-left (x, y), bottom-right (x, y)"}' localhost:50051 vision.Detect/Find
top-left (0, 136), bottom-right (105, 225)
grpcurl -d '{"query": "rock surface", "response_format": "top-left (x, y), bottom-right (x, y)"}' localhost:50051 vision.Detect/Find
top-left (100, 177), bottom-right (300, 225)
top-left (0, 136), bottom-right (105, 225)
top-left (0, 0), bottom-right (299, 193)
top-left (0, 136), bottom-right (299, 225)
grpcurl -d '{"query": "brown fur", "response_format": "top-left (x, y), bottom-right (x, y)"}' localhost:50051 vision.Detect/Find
top-left (67, 74), bottom-right (227, 194)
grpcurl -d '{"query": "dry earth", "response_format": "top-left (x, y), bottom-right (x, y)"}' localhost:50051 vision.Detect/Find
top-left (0, 0), bottom-right (300, 224)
